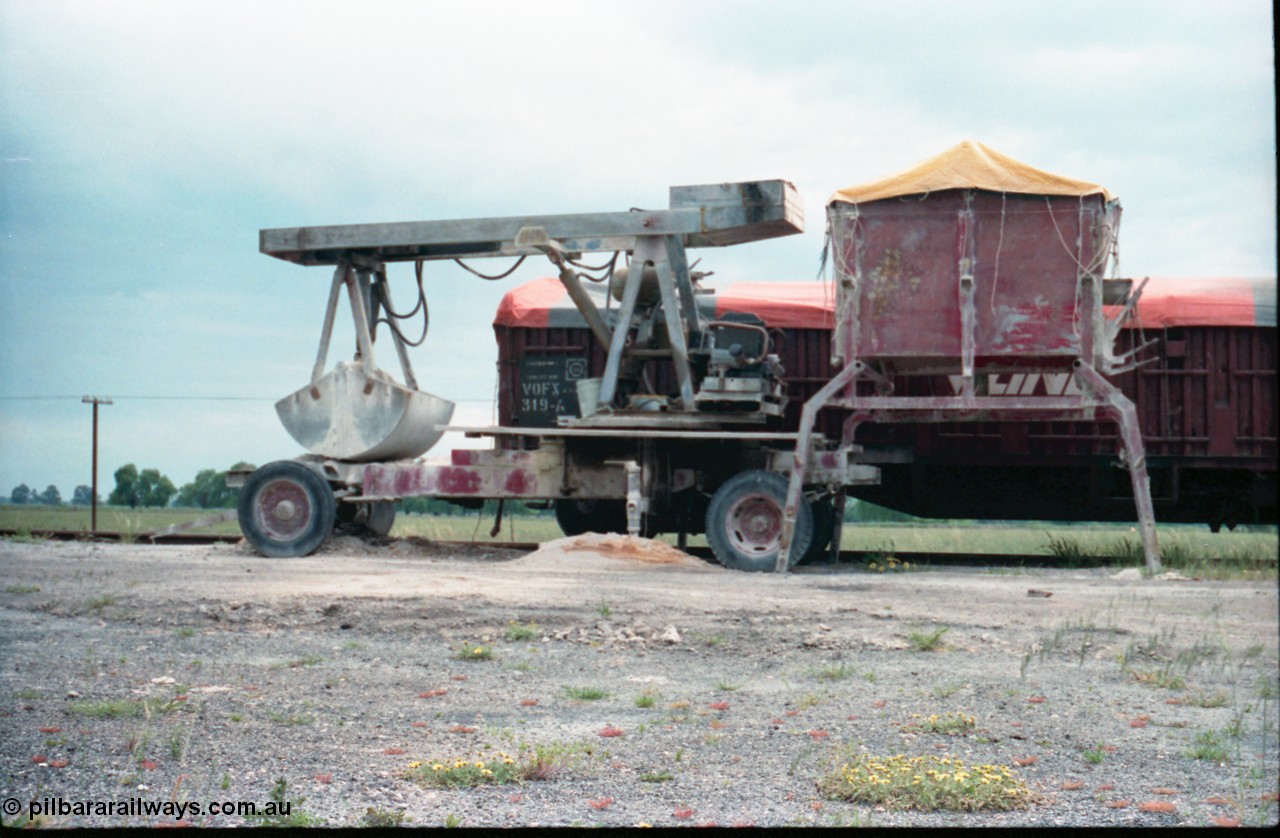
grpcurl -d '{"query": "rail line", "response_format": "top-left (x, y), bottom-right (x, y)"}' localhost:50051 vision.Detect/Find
top-left (3, 528), bottom-right (1266, 569)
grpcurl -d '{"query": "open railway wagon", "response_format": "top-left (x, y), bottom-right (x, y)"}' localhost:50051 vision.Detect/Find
top-left (496, 275), bottom-right (1276, 537)
top-left (235, 143), bottom-right (1171, 571)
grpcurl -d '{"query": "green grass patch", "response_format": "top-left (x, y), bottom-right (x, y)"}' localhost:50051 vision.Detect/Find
top-left (563, 685), bottom-right (608, 701)
top-left (908, 625), bottom-right (950, 652)
top-left (453, 644), bottom-right (494, 662)
top-left (504, 621), bottom-right (539, 642)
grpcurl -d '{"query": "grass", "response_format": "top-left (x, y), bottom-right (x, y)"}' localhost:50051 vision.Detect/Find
top-left (814, 662), bottom-right (858, 682)
top-left (1186, 730), bottom-right (1230, 762)
top-left (453, 643), bottom-right (494, 662)
top-left (908, 625), bottom-right (950, 652)
top-left (504, 620), bottom-right (539, 642)
top-left (1082, 743), bottom-right (1107, 765)
top-left (5, 584), bottom-right (41, 594)
top-left (638, 770), bottom-right (674, 783)
top-left (245, 777), bottom-right (324, 826)
top-left (563, 685), bottom-right (608, 701)
top-left (69, 699), bottom-right (146, 718)
top-left (818, 752), bottom-right (1037, 811)
top-left (634, 692), bottom-right (658, 709)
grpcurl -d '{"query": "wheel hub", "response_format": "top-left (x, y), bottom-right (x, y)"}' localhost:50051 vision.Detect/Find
top-left (256, 479), bottom-right (311, 540)
top-left (726, 494), bottom-right (782, 554)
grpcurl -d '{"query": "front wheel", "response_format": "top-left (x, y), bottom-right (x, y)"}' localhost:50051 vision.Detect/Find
top-left (705, 471), bottom-right (814, 572)
top-left (237, 460), bottom-right (337, 557)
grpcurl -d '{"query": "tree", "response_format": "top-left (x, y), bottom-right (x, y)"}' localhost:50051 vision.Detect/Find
top-left (136, 469), bottom-right (177, 508)
top-left (109, 464), bottom-right (139, 507)
top-left (72, 485), bottom-right (96, 506)
top-left (176, 467), bottom-right (241, 509)
top-left (9, 483), bottom-right (32, 504)
top-left (39, 485), bottom-right (62, 506)
top-left (108, 464), bottom-right (176, 508)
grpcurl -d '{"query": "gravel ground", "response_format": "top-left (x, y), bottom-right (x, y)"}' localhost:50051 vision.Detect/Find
top-left (0, 535), bottom-right (1276, 828)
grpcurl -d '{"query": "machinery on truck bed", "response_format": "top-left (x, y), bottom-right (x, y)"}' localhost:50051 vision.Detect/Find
top-left (234, 142), bottom-right (1166, 571)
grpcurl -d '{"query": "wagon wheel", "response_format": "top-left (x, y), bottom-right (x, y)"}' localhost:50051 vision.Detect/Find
top-left (705, 470), bottom-right (814, 572)
top-left (554, 498), bottom-right (628, 537)
top-left (237, 461), bottom-right (337, 557)
top-left (336, 500), bottom-right (397, 537)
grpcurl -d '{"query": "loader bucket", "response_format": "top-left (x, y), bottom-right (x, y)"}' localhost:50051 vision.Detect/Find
top-left (275, 361), bottom-right (455, 462)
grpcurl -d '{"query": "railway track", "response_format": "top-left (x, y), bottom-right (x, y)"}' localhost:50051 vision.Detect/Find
top-left (3, 528), bottom-right (1265, 569)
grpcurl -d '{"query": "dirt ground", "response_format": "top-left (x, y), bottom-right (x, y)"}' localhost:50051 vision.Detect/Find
top-left (1, 535), bottom-right (1277, 827)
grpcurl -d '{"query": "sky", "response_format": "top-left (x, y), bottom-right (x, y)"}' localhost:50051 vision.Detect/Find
top-left (1, 0), bottom-right (1275, 500)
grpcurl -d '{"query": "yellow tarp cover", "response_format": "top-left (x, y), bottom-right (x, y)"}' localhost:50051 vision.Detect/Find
top-left (829, 140), bottom-right (1114, 205)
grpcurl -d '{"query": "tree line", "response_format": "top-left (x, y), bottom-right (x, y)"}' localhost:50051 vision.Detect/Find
top-left (6, 462), bottom-right (255, 509)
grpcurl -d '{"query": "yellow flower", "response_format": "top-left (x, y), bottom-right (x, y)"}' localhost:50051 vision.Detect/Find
top-left (432, 764), bottom-right (444, 771)
top-left (408, 761), bottom-right (422, 769)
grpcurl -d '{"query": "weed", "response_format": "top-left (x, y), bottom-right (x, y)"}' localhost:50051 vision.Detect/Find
top-left (362, 808), bottom-right (410, 827)
top-left (639, 770), bottom-right (674, 783)
top-left (505, 620), bottom-right (539, 642)
top-left (863, 670), bottom-right (878, 684)
top-left (596, 598), bottom-right (613, 619)
top-left (246, 777), bottom-right (324, 826)
top-left (442, 814), bottom-right (463, 828)
top-left (169, 728), bottom-right (186, 760)
top-left (220, 772), bottom-right (231, 791)
top-left (5, 584), bottom-right (41, 594)
top-left (909, 712), bottom-right (976, 736)
top-left (564, 685), bottom-right (608, 701)
top-left (266, 708), bottom-right (315, 725)
top-left (1082, 743), bottom-right (1106, 765)
top-left (714, 679), bottom-right (742, 692)
top-left (634, 692), bottom-right (658, 709)
top-left (1129, 668), bottom-right (1186, 691)
top-left (409, 752), bottom-right (522, 787)
top-left (87, 594), bottom-right (119, 612)
top-left (814, 662), bottom-right (858, 682)
top-left (1186, 731), bottom-right (1229, 763)
top-left (819, 752), bottom-right (1036, 811)
top-left (1043, 533), bottom-right (1090, 564)
top-left (704, 633), bottom-right (725, 647)
top-left (908, 625), bottom-right (950, 652)
top-left (931, 681), bottom-right (966, 699)
top-left (796, 692), bottom-right (826, 710)
top-left (1186, 689), bottom-right (1230, 708)
top-left (70, 699), bottom-right (143, 718)
top-left (453, 644), bottom-right (494, 662)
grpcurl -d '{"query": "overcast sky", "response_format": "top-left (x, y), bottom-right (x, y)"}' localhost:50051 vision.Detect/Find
top-left (1, 0), bottom-right (1275, 500)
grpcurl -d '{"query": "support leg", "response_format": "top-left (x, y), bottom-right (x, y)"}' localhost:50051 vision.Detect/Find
top-left (1075, 363), bottom-right (1161, 573)
top-left (777, 362), bottom-right (866, 572)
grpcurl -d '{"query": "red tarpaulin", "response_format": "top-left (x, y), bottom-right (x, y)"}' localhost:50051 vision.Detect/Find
top-left (493, 276), bottom-right (1275, 331)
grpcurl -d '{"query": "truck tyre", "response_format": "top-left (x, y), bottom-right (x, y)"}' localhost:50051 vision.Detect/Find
top-left (706, 470), bottom-right (814, 572)
top-left (237, 461), bottom-right (337, 557)
top-left (797, 496), bottom-right (835, 565)
top-left (336, 500), bottom-right (397, 538)
top-left (554, 499), bottom-right (628, 537)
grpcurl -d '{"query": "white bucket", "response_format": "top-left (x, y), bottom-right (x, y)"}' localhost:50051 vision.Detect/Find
top-left (576, 377), bottom-right (603, 417)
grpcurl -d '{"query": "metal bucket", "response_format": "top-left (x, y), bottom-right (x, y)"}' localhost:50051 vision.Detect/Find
top-left (276, 361), bottom-right (455, 462)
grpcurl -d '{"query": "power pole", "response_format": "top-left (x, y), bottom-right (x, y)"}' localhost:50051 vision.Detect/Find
top-left (81, 396), bottom-right (112, 532)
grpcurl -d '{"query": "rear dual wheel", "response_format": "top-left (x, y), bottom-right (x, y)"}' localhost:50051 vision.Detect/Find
top-left (237, 461), bottom-right (337, 557)
top-left (705, 471), bottom-right (815, 572)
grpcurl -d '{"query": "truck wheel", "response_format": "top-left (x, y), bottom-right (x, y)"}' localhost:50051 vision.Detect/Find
top-left (706, 471), bottom-right (814, 572)
top-left (554, 499), bottom-right (628, 537)
top-left (237, 461), bottom-right (337, 557)
top-left (336, 501), bottom-right (397, 537)
top-left (797, 496), bottom-right (834, 565)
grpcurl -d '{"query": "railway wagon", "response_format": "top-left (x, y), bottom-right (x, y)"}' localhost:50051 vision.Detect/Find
top-left (494, 274), bottom-right (1276, 532)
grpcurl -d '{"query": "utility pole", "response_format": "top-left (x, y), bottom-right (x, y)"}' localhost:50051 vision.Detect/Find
top-left (81, 396), bottom-right (112, 532)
